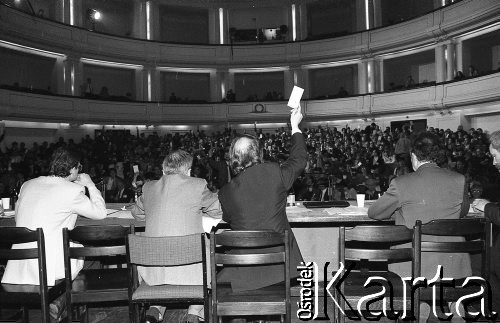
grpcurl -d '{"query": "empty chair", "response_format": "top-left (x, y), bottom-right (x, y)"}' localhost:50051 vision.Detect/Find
top-left (336, 225), bottom-right (419, 322)
top-left (63, 225), bottom-right (131, 322)
top-left (416, 218), bottom-right (494, 321)
top-left (210, 230), bottom-right (291, 323)
top-left (127, 233), bottom-right (209, 323)
top-left (0, 227), bottom-right (65, 323)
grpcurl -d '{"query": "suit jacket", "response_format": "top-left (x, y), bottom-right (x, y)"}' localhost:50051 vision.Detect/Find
top-left (2, 176), bottom-right (107, 286)
top-left (218, 132), bottom-right (306, 291)
top-left (132, 174), bottom-right (221, 286)
top-left (485, 203), bottom-right (500, 276)
top-left (368, 163), bottom-right (471, 279)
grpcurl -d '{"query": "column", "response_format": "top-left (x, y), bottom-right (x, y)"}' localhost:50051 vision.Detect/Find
top-left (72, 0), bottom-right (83, 27)
top-left (445, 42), bottom-right (455, 81)
top-left (376, 58), bottom-right (384, 92)
top-left (143, 65), bottom-right (159, 101)
top-left (366, 60), bottom-right (376, 93)
top-left (284, 68), bottom-right (295, 99)
top-left (435, 44), bottom-right (446, 83)
top-left (132, 0), bottom-right (146, 39)
top-left (455, 40), bottom-right (463, 75)
top-left (293, 68), bottom-right (309, 98)
top-left (210, 70), bottom-right (222, 102)
top-left (208, 7), bottom-right (220, 44)
top-left (296, 2), bottom-right (308, 41)
top-left (149, 0), bottom-right (161, 41)
top-left (354, 0), bottom-right (366, 31)
top-left (54, 0), bottom-right (69, 23)
top-left (54, 58), bottom-right (65, 95)
top-left (358, 61), bottom-right (368, 94)
top-left (371, 0), bottom-right (382, 29)
top-left (225, 71), bottom-right (235, 97)
top-left (134, 69), bottom-right (144, 101)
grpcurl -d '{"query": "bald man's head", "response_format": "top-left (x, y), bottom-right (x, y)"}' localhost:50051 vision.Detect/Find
top-left (229, 134), bottom-right (263, 175)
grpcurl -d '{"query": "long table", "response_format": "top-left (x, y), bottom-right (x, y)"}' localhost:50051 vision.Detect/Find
top-left (0, 202), bottom-right (482, 280)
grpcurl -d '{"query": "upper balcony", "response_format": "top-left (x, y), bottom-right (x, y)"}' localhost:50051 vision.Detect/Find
top-left (1, 0), bottom-right (499, 66)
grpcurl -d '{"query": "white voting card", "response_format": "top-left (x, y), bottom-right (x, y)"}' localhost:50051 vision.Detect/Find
top-left (287, 86), bottom-right (304, 109)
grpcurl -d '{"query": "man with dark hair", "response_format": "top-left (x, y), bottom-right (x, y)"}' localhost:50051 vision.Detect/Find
top-left (217, 106), bottom-right (306, 292)
top-left (368, 132), bottom-right (470, 321)
top-left (2, 147), bottom-right (107, 286)
top-left (132, 149), bottom-right (222, 323)
top-left (471, 130), bottom-right (500, 312)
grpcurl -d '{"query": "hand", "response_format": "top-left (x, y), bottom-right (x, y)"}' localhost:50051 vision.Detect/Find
top-left (75, 173), bottom-right (95, 187)
top-left (290, 104), bottom-right (303, 131)
top-left (471, 199), bottom-right (489, 212)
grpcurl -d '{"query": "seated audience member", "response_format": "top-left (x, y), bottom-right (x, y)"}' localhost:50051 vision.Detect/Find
top-left (471, 130), bottom-right (500, 313)
top-left (218, 105), bottom-right (306, 292)
top-left (131, 150), bottom-right (222, 323)
top-left (103, 168), bottom-right (125, 202)
top-left (2, 148), bottom-right (107, 286)
top-left (368, 132), bottom-right (470, 322)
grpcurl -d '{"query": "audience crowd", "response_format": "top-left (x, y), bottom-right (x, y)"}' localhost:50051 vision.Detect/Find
top-left (1, 123), bottom-right (499, 205)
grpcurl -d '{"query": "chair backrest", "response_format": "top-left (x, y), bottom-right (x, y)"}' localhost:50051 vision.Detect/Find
top-left (416, 218), bottom-right (491, 277)
top-left (63, 225), bottom-right (130, 258)
top-left (338, 225), bottom-right (419, 320)
top-left (127, 233), bottom-right (206, 267)
top-left (210, 230), bottom-right (291, 316)
top-left (126, 233), bottom-right (208, 306)
top-left (340, 225), bottom-right (416, 263)
top-left (0, 227), bottom-right (50, 321)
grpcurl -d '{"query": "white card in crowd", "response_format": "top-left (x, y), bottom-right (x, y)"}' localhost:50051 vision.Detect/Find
top-left (287, 86), bottom-right (304, 109)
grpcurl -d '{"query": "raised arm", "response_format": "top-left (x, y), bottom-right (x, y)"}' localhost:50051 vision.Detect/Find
top-left (280, 105), bottom-right (307, 190)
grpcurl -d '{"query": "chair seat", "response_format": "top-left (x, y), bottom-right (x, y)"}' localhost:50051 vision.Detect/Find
top-left (132, 283), bottom-right (204, 301)
top-left (216, 283), bottom-right (286, 315)
top-left (344, 270), bottom-right (409, 298)
top-left (70, 268), bottom-right (128, 303)
top-left (0, 279), bottom-right (65, 305)
top-left (419, 278), bottom-right (482, 301)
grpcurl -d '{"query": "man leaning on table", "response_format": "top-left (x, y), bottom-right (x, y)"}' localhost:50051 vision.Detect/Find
top-left (131, 149), bottom-right (222, 323)
top-left (1, 148), bottom-right (107, 319)
top-left (368, 132), bottom-right (470, 322)
top-left (470, 130), bottom-right (500, 313)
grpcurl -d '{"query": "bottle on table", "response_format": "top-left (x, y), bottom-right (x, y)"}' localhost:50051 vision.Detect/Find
top-left (287, 187), bottom-right (296, 207)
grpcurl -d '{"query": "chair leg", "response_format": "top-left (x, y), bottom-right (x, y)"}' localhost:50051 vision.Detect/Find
top-left (22, 306), bottom-right (29, 323)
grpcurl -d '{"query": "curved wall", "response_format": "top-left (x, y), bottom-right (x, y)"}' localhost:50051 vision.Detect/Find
top-left (1, 0), bottom-right (499, 66)
top-left (1, 73), bottom-right (499, 124)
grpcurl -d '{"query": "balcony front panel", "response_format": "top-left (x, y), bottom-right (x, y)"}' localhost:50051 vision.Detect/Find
top-left (371, 87), bottom-right (437, 114)
top-left (0, 91), bottom-right (76, 121)
top-left (443, 73), bottom-right (500, 106)
top-left (226, 102), bottom-right (289, 121)
top-left (306, 97), bottom-right (364, 118)
top-left (1, 73), bottom-right (500, 124)
top-left (2, 0), bottom-right (500, 67)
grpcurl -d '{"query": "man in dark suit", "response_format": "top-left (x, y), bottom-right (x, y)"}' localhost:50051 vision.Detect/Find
top-left (368, 132), bottom-right (470, 322)
top-left (218, 105), bottom-right (306, 292)
top-left (471, 130), bottom-right (500, 312)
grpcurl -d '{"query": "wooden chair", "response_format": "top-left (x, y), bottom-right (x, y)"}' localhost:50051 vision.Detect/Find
top-left (210, 230), bottom-right (291, 323)
top-left (0, 227), bottom-right (65, 323)
top-left (416, 218), bottom-right (494, 321)
top-left (336, 225), bottom-right (420, 322)
top-left (63, 225), bottom-right (131, 322)
top-left (127, 233), bottom-right (209, 323)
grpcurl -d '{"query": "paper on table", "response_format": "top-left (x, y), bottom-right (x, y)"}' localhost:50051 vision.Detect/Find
top-left (106, 209), bottom-right (134, 219)
top-left (287, 86), bottom-right (304, 109)
top-left (105, 208), bottom-right (221, 232)
top-left (286, 206), bottom-right (312, 214)
top-left (325, 206), bottom-right (368, 216)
